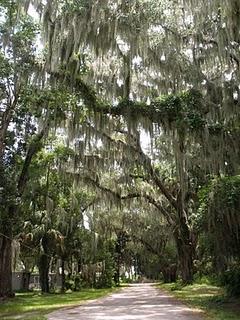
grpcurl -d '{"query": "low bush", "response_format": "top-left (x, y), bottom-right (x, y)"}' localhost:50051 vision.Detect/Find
top-left (220, 267), bottom-right (240, 296)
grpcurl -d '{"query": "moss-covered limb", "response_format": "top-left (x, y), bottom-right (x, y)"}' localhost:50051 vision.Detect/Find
top-left (51, 73), bottom-right (239, 179)
top-left (0, 96), bottom-right (19, 158)
top-left (53, 71), bottom-right (237, 145)
top-left (74, 76), bottom-right (206, 131)
top-left (75, 77), bottom-right (101, 110)
top-left (50, 70), bottom-right (197, 122)
top-left (143, 194), bottom-right (173, 225)
top-left (132, 233), bottom-right (167, 257)
top-left (83, 174), bottom-right (173, 223)
top-left (17, 124), bottom-right (49, 195)
top-left (82, 120), bottom-right (178, 212)
top-left (84, 175), bottom-right (140, 200)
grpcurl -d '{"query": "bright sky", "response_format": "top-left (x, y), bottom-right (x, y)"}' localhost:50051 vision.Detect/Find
top-left (28, 3), bottom-right (39, 20)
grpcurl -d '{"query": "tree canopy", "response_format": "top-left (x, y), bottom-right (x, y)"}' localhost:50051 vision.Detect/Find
top-left (0, 0), bottom-right (239, 297)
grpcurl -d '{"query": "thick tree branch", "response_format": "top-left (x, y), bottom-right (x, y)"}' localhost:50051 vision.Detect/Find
top-left (17, 121), bottom-right (50, 195)
top-left (83, 175), bottom-right (174, 223)
top-left (131, 234), bottom-right (166, 257)
top-left (51, 72), bottom-right (175, 125)
top-left (0, 97), bottom-right (19, 157)
top-left (84, 121), bottom-right (178, 210)
top-left (81, 199), bottom-right (97, 213)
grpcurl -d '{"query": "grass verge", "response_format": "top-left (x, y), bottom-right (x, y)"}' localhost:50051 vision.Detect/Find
top-left (157, 282), bottom-right (240, 319)
top-left (0, 287), bottom-right (119, 320)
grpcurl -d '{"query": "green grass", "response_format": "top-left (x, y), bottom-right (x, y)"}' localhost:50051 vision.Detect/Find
top-left (158, 282), bottom-right (240, 319)
top-left (0, 287), bottom-right (119, 320)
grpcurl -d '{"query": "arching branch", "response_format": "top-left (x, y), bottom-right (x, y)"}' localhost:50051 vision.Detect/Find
top-left (83, 121), bottom-right (178, 211)
top-left (83, 175), bottom-right (174, 224)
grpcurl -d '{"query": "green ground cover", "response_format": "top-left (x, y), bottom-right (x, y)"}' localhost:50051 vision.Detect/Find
top-left (158, 282), bottom-right (240, 319)
top-left (0, 287), bottom-right (118, 320)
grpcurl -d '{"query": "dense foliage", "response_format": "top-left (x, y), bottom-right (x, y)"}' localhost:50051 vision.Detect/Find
top-left (0, 0), bottom-right (239, 298)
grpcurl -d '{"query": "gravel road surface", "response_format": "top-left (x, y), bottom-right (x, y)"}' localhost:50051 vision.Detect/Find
top-left (47, 283), bottom-right (203, 320)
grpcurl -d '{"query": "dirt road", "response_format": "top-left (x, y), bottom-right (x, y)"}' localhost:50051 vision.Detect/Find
top-left (47, 283), bottom-right (203, 320)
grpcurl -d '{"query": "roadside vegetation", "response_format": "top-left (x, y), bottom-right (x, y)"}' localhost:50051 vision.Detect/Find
top-left (0, 287), bottom-right (118, 320)
top-left (158, 281), bottom-right (240, 320)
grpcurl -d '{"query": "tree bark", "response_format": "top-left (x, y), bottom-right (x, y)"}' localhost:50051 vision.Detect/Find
top-left (17, 128), bottom-right (46, 195)
top-left (0, 97), bottom-right (18, 158)
top-left (21, 271), bottom-right (31, 291)
top-left (162, 264), bottom-right (177, 283)
top-left (114, 264), bottom-right (120, 286)
top-left (38, 254), bottom-right (51, 293)
top-left (123, 54), bottom-right (131, 100)
top-left (0, 232), bottom-right (13, 297)
top-left (77, 258), bottom-right (82, 273)
top-left (174, 214), bottom-right (194, 284)
top-left (0, 124), bottom-right (49, 297)
top-left (177, 240), bottom-right (193, 284)
top-left (61, 258), bottom-right (65, 292)
top-left (0, 206), bottom-right (15, 298)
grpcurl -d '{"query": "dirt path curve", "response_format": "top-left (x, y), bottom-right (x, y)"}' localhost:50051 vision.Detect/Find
top-left (47, 283), bottom-right (203, 320)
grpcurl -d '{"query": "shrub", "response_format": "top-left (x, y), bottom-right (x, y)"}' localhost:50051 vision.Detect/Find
top-left (220, 266), bottom-right (240, 296)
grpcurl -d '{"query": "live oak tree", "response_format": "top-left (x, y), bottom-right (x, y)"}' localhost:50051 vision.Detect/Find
top-left (21, 0), bottom-right (239, 284)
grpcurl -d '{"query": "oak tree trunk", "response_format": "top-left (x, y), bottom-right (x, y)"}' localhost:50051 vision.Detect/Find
top-left (61, 258), bottom-right (65, 292)
top-left (174, 214), bottom-right (194, 284)
top-left (39, 254), bottom-right (51, 293)
top-left (21, 272), bottom-right (31, 291)
top-left (162, 264), bottom-right (177, 283)
top-left (0, 234), bottom-right (13, 297)
top-left (0, 207), bottom-right (15, 298)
